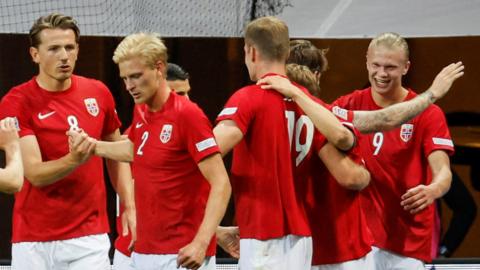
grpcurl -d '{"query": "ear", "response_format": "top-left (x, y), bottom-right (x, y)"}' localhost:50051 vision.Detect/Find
top-left (251, 46), bottom-right (257, 63)
top-left (29, 46), bottom-right (40, 64)
top-left (155, 60), bottom-right (166, 77)
top-left (403, 60), bottom-right (411, 75)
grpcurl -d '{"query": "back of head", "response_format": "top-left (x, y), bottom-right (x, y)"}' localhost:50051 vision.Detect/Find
top-left (29, 13), bottom-right (80, 48)
top-left (286, 63), bottom-right (320, 97)
top-left (167, 63), bottom-right (189, 81)
top-left (288, 40), bottom-right (329, 73)
top-left (113, 33), bottom-right (168, 69)
top-left (368, 32), bottom-right (409, 59)
top-left (244, 16), bottom-right (289, 62)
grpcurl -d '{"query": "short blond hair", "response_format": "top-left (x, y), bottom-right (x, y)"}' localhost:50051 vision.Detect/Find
top-left (369, 32), bottom-right (409, 59)
top-left (113, 33), bottom-right (168, 68)
top-left (286, 63), bottom-right (320, 97)
top-left (244, 16), bottom-right (289, 62)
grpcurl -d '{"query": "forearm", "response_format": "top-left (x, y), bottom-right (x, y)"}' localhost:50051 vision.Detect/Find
top-left (429, 164), bottom-right (452, 198)
top-left (25, 153), bottom-right (83, 187)
top-left (106, 159), bottom-right (135, 210)
top-left (292, 91), bottom-right (354, 150)
top-left (353, 91), bottom-right (434, 133)
top-left (95, 140), bottom-right (134, 162)
top-left (0, 144), bottom-right (23, 192)
top-left (193, 178), bottom-right (231, 247)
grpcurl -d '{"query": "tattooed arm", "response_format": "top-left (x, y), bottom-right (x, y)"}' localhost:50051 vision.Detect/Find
top-left (352, 62), bottom-right (464, 133)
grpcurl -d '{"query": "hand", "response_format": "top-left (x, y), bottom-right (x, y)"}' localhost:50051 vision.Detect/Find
top-left (0, 117), bottom-right (19, 149)
top-left (428, 61), bottom-right (464, 100)
top-left (216, 226), bottom-right (240, 259)
top-left (121, 207), bottom-right (137, 252)
top-left (66, 129), bottom-right (96, 164)
top-left (257, 75), bottom-right (300, 98)
top-left (177, 241), bottom-right (207, 270)
top-left (400, 184), bottom-right (440, 214)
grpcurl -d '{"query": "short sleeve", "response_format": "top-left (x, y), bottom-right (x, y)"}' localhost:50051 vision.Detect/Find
top-left (98, 82), bottom-right (121, 138)
top-left (0, 89), bottom-right (34, 137)
top-left (420, 105), bottom-right (454, 157)
top-left (216, 87), bottom-right (259, 135)
top-left (182, 103), bottom-right (220, 163)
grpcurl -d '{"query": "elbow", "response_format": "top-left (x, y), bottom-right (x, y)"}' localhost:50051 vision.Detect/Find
top-left (1, 175), bottom-right (24, 193)
top-left (341, 170), bottom-right (370, 191)
top-left (331, 129), bottom-right (354, 151)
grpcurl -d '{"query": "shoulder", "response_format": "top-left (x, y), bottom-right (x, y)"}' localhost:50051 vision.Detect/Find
top-left (74, 75), bottom-right (111, 93)
top-left (1, 79), bottom-right (36, 104)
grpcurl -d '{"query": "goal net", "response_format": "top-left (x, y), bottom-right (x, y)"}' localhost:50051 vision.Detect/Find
top-left (0, 0), bottom-right (291, 37)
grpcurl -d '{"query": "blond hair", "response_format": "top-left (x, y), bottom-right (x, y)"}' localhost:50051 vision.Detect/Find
top-left (244, 16), bottom-right (289, 62)
top-left (286, 63), bottom-right (320, 97)
top-left (113, 33), bottom-right (168, 68)
top-left (369, 32), bottom-right (409, 59)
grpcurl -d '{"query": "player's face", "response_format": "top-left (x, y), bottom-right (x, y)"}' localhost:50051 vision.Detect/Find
top-left (30, 28), bottom-right (78, 83)
top-left (119, 57), bottom-right (163, 106)
top-left (366, 45), bottom-right (410, 95)
top-left (167, 79), bottom-right (191, 99)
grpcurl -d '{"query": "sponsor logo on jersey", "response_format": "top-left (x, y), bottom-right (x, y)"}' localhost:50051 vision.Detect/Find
top-left (196, 137), bottom-right (217, 152)
top-left (160, 124), bottom-right (173, 143)
top-left (400, 124), bottom-right (414, 142)
top-left (432, 137), bottom-right (454, 147)
top-left (38, 111), bottom-right (56, 120)
top-left (332, 106), bottom-right (348, 120)
top-left (135, 122), bottom-right (144, 128)
top-left (218, 107), bottom-right (237, 117)
top-left (84, 98), bottom-right (99, 117)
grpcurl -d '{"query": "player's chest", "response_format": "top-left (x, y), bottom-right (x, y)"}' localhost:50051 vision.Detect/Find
top-left (132, 119), bottom-right (184, 162)
top-left (360, 122), bottom-right (420, 158)
top-left (31, 96), bottom-right (105, 137)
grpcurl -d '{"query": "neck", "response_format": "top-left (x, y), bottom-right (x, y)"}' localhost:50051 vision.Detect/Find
top-left (371, 86), bottom-right (409, 108)
top-left (254, 61), bottom-right (286, 81)
top-left (36, 73), bottom-right (72, 92)
top-left (147, 79), bottom-right (171, 112)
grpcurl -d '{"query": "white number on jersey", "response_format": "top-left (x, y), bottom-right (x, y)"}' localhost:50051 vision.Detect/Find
top-left (285, 110), bottom-right (314, 166)
top-left (372, 132), bottom-right (384, 155)
top-left (137, 131), bottom-right (149, 156)
top-left (67, 115), bottom-right (80, 131)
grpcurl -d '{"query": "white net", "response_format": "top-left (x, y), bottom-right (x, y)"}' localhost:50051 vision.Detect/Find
top-left (0, 0), bottom-right (291, 37)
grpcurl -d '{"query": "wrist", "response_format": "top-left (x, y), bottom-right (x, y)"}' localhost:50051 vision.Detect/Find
top-left (424, 90), bottom-right (436, 103)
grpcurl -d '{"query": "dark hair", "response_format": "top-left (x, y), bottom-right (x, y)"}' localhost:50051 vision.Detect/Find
top-left (167, 63), bottom-right (189, 81)
top-left (29, 13), bottom-right (80, 48)
top-left (288, 40), bottom-right (329, 73)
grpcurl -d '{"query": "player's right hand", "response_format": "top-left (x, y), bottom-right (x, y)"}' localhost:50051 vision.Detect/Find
top-left (0, 117), bottom-right (19, 149)
top-left (216, 226), bottom-right (240, 259)
top-left (257, 75), bottom-right (300, 98)
top-left (428, 61), bottom-right (464, 100)
top-left (66, 129), bottom-right (96, 164)
top-left (177, 241), bottom-right (207, 270)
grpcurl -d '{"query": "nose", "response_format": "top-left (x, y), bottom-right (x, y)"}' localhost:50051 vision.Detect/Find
top-left (59, 47), bottom-right (68, 60)
top-left (124, 78), bottom-right (135, 92)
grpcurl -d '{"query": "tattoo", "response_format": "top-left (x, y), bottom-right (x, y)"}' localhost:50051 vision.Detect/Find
top-left (352, 92), bottom-right (434, 133)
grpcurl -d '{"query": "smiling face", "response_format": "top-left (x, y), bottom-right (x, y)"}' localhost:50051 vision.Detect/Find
top-left (366, 44), bottom-right (410, 95)
top-left (29, 28), bottom-right (79, 87)
top-left (119, 56), bottom-right (163, 107)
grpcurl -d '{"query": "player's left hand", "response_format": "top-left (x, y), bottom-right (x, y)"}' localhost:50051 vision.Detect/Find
top-left (257, 75), bottom-right (299, 98)
top-left (177, 241), bottom-right (207, 270)
top-left (122, 207), bottom-right (136, 251)
top-left (400, 184), bottom-right (439, 214)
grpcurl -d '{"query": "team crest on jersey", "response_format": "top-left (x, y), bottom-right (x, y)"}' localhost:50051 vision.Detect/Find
top-left (400, 124), bottom-right (414, 142)
top-left (84, 98), bottom-right (99, 117)
top-left (160, 124), bottom-right (173, 143)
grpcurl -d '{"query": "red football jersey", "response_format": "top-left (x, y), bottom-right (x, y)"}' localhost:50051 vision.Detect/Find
top-left (216, 74), bottom-right (311, 240)
top-left (306, 127), bottom-right (372, 265)
top-left (333, 87), bottom-right (454, 262)
top-left (0, 75), bottom-right (120, 242)
top-left (128, 92), bottom-right (219, 255)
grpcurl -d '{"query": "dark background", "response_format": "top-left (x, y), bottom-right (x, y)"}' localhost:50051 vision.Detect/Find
top-left (1, 34), bottom-right (479, 260)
